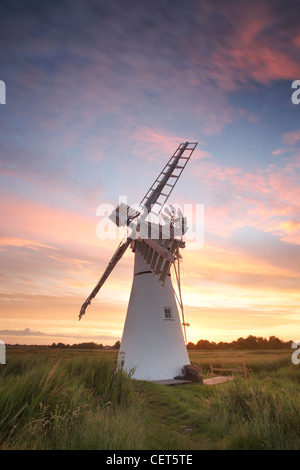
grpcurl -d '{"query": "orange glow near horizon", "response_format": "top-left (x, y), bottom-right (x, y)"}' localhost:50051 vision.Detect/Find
top-left (1, 222), bottom-right (299, 346)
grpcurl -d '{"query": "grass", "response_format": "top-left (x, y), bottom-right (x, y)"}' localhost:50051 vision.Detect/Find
top-left (0, 353), bottom-right (143, 449)
top-left (0, 348), bottom-right (299, 450)
top-left (202, 378), bottom-right (300, 449)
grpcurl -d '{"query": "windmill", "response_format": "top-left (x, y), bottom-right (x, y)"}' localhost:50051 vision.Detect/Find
top-left (79, 141), bottom-right (198, 381)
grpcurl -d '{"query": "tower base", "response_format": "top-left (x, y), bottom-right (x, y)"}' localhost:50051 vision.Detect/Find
top-left (118, 249), bottom-right (190, 381)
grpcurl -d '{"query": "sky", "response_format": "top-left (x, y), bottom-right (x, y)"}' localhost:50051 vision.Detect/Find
top-left (0, 0), bottom-right (299, 346)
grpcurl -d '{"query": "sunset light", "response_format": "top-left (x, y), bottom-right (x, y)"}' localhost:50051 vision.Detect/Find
top-left (0, 0), bottom-right (299, 348)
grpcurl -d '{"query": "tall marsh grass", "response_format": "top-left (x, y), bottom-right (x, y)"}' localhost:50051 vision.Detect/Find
top-left (194, 361), bottom-right (300, 449)
top-left (1, 350), bottom-right (299, 450)
top-left (0, 354), bottom-right (144, 449)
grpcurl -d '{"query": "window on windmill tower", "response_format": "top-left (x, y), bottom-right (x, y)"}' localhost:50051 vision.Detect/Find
top-left (164, 307), bottom-right (172, 319)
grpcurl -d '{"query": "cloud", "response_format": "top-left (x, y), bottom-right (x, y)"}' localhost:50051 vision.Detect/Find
top-left (130, 127), bottom-right (208, 165)
top-left (190, 1), bottom-right (300, 90)
top-left (0, 193), bottom-right (98, 246)
top-left (0, 191), bottom-right (135, 308)
top-left (0, 237), bottom-right (58, 252)
top-left (0, 327), bottom-right (119, 344)
top-left (282, 129), bottom-right (300, 146)
top-left (131, 127), bottom-right (189, 162)
top-left (0, 328), bottom-right (45, 337)
top-left (279, 219), bottom-right (300, 233)
top-left (3, 0), bottom-right (297, 153)
top-left (184, 239), bottom-right (299, 284)
top-left (188, 149), bottom-right (300, 244)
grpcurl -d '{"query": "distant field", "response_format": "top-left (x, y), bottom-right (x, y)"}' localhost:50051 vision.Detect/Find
top-left (189, 348), bottom-right (291, 363)
top-left (188, 349), bottom-right (292, 375)
top-left (5, 346), bottom-right (120, 360)
top-left (1, 347), bottom-right (299, 450)
top-left (6, 345), bottom-right (292, 362)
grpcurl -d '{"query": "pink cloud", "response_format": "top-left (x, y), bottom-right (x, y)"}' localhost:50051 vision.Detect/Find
top-left (277, 220), bottom-right (300, 245)
top-left (189, 3), bottom-right (300, 92)
top-left (280, 220), bottom-right (300, 233)
top-left (282, 129), bottom-right (300, 146)
top-left (194, 149), bottom-right (212, 160)
top-left (271, 149), bottom-right (285, 156)
top-left (0, 192), bottom-right (136, 311)
top-left (0, 192), bottom-right (115, 256)
top-left (131, 127), bottom-right (202, 162)
top-left (189, 152), bottom-right (300, 244)
top-left (0, 237), bottom-right (58, 252)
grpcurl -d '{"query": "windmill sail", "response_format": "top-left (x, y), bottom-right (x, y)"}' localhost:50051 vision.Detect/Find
top-left (79, 237), bottom-right (132, 320)
top-left (139, 142), bottom-right (197, 219)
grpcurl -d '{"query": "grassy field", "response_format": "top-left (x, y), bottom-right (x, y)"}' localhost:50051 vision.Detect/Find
top-left (0, 347), bottom-right (299, 450)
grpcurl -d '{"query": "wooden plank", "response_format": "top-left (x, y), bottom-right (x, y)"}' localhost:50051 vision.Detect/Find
top-left (154, 255), bottom-right (164, 275)
top-left (150, 251), bottom-right (159, 270)
top-left (211, 362), bottom-right (246, 365)
top-left (140, 240), bottom-right (145, 257)
top-left (159, 260), bottom-right (171, 282)
top-left (169, 238), bottom-right (180, 255)
top-left (210, 361), bottom-right (249, 378)
top-left (147, 246), bottom-right (154, 264)
top-left (144, 242), bottom-right (149, 260)
top-left (153, 379), bottom-right (192, 386)
top-left (204, 377), bottom-right (234, 385)
top-left (143, 238), bottom-right (174, 262)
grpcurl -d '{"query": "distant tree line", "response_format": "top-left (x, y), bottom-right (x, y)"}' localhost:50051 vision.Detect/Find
top-left (6, 341), bottom-right (121, 350)
top-left (6, 336), bottom-right (293, 350)
top-left (50, 341), bottom-right (121, 350)
top-left (187, 335), bottom-right (293, 350)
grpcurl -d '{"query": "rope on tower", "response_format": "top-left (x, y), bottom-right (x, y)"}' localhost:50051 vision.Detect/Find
top-left (172, 247), bottom-right (190, 343)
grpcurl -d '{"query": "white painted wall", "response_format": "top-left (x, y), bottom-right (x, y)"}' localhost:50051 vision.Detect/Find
top-left (118, 249), bottom-right (190, 380)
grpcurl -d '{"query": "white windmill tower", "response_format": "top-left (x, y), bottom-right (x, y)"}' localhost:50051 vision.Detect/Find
top-left (79, 141), bottom-right (198, 382)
